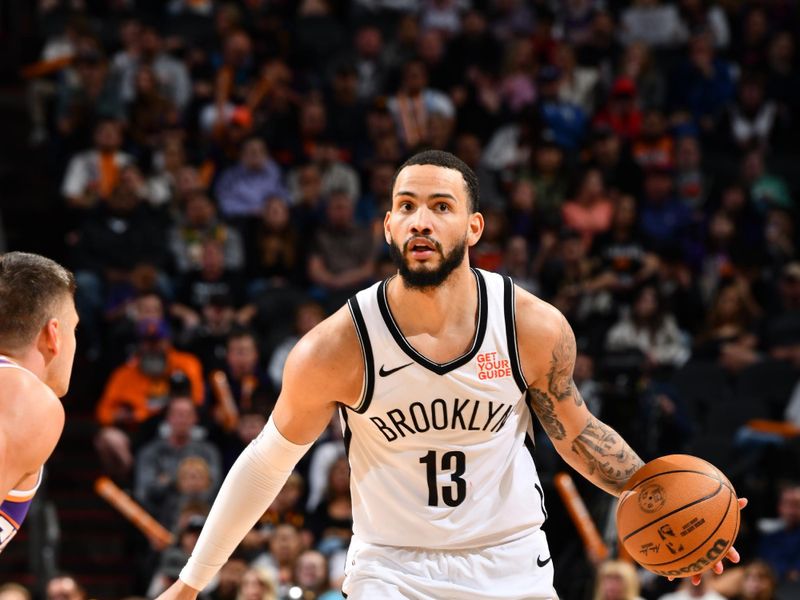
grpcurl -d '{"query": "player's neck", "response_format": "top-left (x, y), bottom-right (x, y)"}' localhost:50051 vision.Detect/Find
top-left (0, 346), bottom-right (48, 381)
top-left (389, 265), bottom-right (477, 336)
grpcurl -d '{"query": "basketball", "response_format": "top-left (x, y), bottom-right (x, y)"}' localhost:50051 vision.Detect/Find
top-left (616, 454), bottom-right (740, 579)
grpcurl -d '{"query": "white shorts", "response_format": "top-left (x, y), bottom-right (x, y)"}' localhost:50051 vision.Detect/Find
top-left (341, 529), bottom-right (557, 600)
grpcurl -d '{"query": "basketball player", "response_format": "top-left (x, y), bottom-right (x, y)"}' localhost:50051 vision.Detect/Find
top-left (0, 252), bottom-right (78, 551)
top-left (159, 151), bottom-right (741, 599)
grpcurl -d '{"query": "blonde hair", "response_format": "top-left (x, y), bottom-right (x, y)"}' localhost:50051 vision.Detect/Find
top-left (593, 560), bottom-right (641, 600)
top-left (236, 567), bottom-right (278, 600)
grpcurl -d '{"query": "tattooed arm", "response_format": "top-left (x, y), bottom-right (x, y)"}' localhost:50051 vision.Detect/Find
top-left (515, 287), bottom-right (644, 496)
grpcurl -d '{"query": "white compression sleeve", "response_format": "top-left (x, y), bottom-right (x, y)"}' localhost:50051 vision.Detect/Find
top-left (179, 417), bottom-right (312, 590)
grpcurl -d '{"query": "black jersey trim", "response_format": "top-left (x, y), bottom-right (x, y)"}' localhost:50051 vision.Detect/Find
top-left (339, 405), bottom-right (352, 459)
top-left (534, 481), bottom-right (548, 522)
top-left (503, 276), bottom-right (528, 393)
top-left (347, 296), bottom-right (375, 414)
top-left (376, 268), bottom-right (488, 376)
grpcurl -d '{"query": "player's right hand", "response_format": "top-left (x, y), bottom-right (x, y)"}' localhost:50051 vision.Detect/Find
top-left (155, 580), bottom-right (201, 600)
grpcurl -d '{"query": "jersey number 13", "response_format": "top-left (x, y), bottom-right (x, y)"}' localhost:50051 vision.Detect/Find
top-left (419, 450), bottom-right (467, 507)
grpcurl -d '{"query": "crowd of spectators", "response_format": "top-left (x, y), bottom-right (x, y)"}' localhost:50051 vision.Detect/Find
top-left (8, 0), bottom-right (800, 598)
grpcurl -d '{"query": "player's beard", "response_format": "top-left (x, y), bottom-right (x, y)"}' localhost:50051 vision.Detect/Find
top-left (389, 234), bottom-right (467, 290)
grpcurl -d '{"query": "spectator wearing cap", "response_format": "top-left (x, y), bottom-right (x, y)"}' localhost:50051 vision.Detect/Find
top-left (95, 317), bottom-right (204, 479)
top-left (536, 64), bottom-right (588, 152)
top-left (134, 394), bottom-right (221, 528)
top-left (594, 76), bottom-right (643, 142)
top-left (387, 58), bottom-right (455, 150)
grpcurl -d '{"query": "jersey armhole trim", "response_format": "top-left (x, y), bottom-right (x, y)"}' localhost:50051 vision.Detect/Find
top-left (347, 296), bottom-right (375, 414)
top-left (503, 276), bottom-right (528, 394)
top-left (5, 467), bottom-right (43, 501)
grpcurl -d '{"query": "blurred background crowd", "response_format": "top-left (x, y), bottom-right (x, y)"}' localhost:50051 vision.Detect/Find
top-left (1, 0), bottom-right (800, 599)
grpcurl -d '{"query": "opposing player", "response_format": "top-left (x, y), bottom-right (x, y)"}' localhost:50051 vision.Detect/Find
top-left (0, 252), bottom-right (78, 551)
top-left (159, 151), bottom-right (740, 599)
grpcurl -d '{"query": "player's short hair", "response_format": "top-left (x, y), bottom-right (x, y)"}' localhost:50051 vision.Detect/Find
top-left (393, 150), bottom-right (480, 212)
top-left (0, 252), bottom-right (76, 349)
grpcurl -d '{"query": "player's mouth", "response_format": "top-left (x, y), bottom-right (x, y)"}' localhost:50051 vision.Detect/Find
top-left (406, 237), bottom-right (438, 260)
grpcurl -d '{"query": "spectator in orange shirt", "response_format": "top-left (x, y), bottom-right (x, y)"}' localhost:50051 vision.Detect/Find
top-left (95, 318), bottom-right (204, 480)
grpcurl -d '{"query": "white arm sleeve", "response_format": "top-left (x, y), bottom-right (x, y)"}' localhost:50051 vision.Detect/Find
top-left (179, 417), bottom-right (313, 590)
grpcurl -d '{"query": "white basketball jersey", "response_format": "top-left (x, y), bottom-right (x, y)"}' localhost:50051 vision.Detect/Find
top-left (341, 269), bottom-right (548, 549)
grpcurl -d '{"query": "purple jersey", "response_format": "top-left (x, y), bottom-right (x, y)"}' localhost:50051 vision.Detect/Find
top-left (0, 469), bottom-right (42, 552)
top-left (0, 356), bottom-right (43, 551)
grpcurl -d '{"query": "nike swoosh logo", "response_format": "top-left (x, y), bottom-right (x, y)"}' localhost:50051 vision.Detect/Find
top-left (536, 555), bottom-right (551, 568)
top-left (378, 362), bottom-right (413, 377)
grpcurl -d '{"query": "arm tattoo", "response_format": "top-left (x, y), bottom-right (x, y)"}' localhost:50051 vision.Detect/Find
top-left (527, 388), bottom-right (566, 440)
top-left (547, 320), bottom-right (582, 406)
top-left (571, 415), bottom-right (644, 492)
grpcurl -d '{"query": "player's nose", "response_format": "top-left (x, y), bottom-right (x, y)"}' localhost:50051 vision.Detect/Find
top-left (409, 205), bottom-right (434, 235)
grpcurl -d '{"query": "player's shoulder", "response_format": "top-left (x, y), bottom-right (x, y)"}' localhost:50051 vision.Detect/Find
top-left (512, 284), bottom-right (575, 382)
top-left (0, 366), bottom-right (62, 413)
top-left (282, 304), bottom-right (364, 405)
top-left (0, 368), bottom-right (64, 463)
top-left (512, 284), bottom-right (570, 342)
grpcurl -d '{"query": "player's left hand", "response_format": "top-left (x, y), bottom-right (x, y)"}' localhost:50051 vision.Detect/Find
top-left (669, 497), bottom-right (748, 585)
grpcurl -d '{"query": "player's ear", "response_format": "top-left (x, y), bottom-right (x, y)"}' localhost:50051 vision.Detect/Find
top-left (384, 210), bottom-right (392, 245)
top-left (41, 318), bottom-right (61, 357)
top-left (467, 211), bottom-right (484, 247)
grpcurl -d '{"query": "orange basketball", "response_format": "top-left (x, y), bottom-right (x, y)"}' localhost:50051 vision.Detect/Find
top-left (616, 454), bottom-right (740, 579)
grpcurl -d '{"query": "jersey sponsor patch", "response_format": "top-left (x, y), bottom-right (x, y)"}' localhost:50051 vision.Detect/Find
top-left (476, 351), bottom-right (512, 380)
